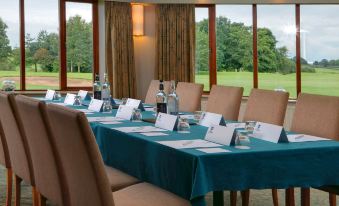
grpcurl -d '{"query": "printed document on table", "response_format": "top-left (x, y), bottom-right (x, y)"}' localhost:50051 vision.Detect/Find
top-left (87, 116), bottom-right (123, 122)
top-left (140, 132), bottom-right (168, 137)
top-left (113, 126), bottom-right (167, 133)
top-left (156, 139), bottom-right (222, 149)
top-left (287, 134), bottom-right (331, 142)
top-left (197, 148), bottom-right (231, 154)
top-left (77, 109), bottom-right (94, 113)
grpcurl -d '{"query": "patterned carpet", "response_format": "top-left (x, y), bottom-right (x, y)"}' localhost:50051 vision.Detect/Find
top-left (0, 166), bottom-right (336, 206)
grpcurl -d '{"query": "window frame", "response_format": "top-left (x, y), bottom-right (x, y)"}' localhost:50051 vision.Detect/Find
top-left (16, 0), bottom-right (99, 91)
top-left (196, 4), bottom-right (302, 97)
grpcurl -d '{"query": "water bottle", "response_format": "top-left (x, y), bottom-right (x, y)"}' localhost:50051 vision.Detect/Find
top-left (93, 74), bottom-right (102, 100)
top-left (167, 80), bottom-right (179, 115)
top-left (156, 80), bottom-right (167, 114)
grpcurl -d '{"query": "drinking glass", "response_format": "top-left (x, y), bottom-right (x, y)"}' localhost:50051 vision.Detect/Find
top-left (74, 95), bottom-right (82, 106)
top-left (245, 121), bottom-right (256, 133)
top-left (102, 100), bottom-right (113, 113)
top-left (236, 130), bottom-right (250, 146)
top-left (131, 108), bottom-right (142, 122)
top-left (53, 92), bottom-right (61, 101)
top-left (121, 98), bottom-right (128, 105)
top-left (194, 111), bottom-right (203, 122)
top-left (178, 117), bottom-right (190, 133)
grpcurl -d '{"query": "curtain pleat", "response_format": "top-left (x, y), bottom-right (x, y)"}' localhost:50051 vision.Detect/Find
top-left (156, 4), bottom-right (195, 82)
top-left (105, 1), bottom-right (136, 98)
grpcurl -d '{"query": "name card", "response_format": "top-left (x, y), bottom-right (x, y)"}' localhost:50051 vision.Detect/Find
top-left (88, 99), bottom-right (104, 112)
top-left (125, 98), bottom-right (145, 111)
top-left (116, 105), bottom-right (134, 120)
top-left (45, 90), bottom-right (56, 100)
top-left (64, 93), bottom-right (76, 105)
top-left (155, 113), bottom-right (178, 131)
top-left (199, 112), bottom-right (226, 127)
top-left (78, 90), bottom-right (89, 100)
top-left (250, 122), bottom-right (288, 143)
top-left (205, 125), bottom-right (237, 146)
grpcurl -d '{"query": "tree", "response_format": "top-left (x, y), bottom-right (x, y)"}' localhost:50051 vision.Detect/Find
top-left (195, 19), bottom-right (209, 72)
top-left (66, 15), bottom-right (93, 73)
top-left (33, 48), bottom-right (54, 72)
top-left (257, 28), bottom-right (279, 73)
top-left (0, 17), bottom-right (13, 71)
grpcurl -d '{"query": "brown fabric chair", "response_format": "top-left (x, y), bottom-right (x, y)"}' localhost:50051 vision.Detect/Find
top-left (176, 82), bottom-right (204, 112)
top-left (206, 85), bottom-right (244, 121)
top-left (0, 121), bottom-right (12, 206)
top-left (144, 80), bottom-right (170, 104)
top-left (240, 89), bottom-right (289, 206)
top-left (14, 95), bottom-right (67, 205)
top-left (290, 93), bottom-right (339, 206)
top-left (45, 103), bottom-right (189, 206)
top-left (243, 88), bottom-right (289, 126)
top-left (0, 92), bottom-right (37, 206)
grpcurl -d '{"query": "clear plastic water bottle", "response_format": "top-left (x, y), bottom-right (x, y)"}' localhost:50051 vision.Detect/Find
top-left (93, 74), bottom-right (102, 100)
top-left (156, 80), bottom-right (167, 114)
top-left (167, 80), bottom-right (179, 115)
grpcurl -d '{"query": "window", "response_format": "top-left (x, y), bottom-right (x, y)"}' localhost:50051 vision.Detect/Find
top-left (66, 2), bottom-right (94, 87)
top-left (216, 5), bottom-right (253, 96)
top-left (257, 5), bottom-right (296, 97)
top-left (300, 5), bottom-right (339, 96)
top-left (25, 0), bottom-right (60, 90)
top-left (195, 7), bottom-right (210, 91)
top-left (0, 1), bottom-right (20, 89)
top-left (0, 0), bottom-right (98, 91)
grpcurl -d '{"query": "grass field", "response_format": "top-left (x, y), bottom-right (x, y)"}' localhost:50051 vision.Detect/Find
top-left (1, 68), bottom-right (338, 97)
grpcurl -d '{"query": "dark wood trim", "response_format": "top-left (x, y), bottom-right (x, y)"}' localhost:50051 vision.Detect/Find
top-left (252, 4), bottom-right (258, 88)
top-left (66, 87), bottom-right (92, 91)
top-left (19, 0), bottom-right (25, 90)
top-left (209, 5), bottom-right (217, 90)
top-left (92, 0), bottom-right (99, 79)
top-left (59, 0), bottom-right (67, 90)
top-left (296, 4), bottom-right (301, 95)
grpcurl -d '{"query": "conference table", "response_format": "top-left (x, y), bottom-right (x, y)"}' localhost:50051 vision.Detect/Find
top-left (48, 100), bottom-right (339, 206)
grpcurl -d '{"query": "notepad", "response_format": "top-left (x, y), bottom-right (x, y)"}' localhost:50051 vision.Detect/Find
top-left (140, 132), bottom-right (168, 137)
top-left (156, 139), bottom-right (222, 149)
top-left (287, 134), bottom-right (331, 142)
top-left (113, 126), bottom-right (167, 133)
top-left (197, 148), bottom-right (231, 154)
top-left (87, 116), bottom-right (123, 122)
top-left (77, 109), bottom-right (94, 113)
top-left (99, 121), bottom-right (122, 125)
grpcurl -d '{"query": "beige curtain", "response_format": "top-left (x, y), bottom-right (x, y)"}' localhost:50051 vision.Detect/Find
top-left (106, 1), bottom-right (136, 98)
top-left (156, 4), bottom-right (196, 82)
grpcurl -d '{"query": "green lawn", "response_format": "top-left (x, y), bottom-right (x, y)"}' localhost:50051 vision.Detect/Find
top-left (196, 68), bottom-right (339, 98)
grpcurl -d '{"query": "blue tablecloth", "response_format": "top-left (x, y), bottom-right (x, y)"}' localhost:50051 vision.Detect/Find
top-left (46, 101), bottom-right (339, 206)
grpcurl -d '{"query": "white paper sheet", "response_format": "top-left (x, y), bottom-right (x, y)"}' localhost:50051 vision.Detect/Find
top-left (145, 108), bottom-right (155, 112)
top-left (226, 123), bottom-right (246, 128)
top-left (51, 102), bottom-right (67, 106)
top-left (114, 126), bottom-right (166, 133)
top-left (196, 148), bottom-right (231, 154)
top-left (99, 121), bottom-right (122, 125)
top-left (140, 132), bottom-right (168, 137)
top-left (179, 115), bottom-right (195, 119)
top-left (77, 109), bottom-right (94, 113)
top-left (156, 139), bottom-right (222, 149)
top-left (87, 116), bottom-right (123, 122)
top-left (287, 134), bottom-right (331, 142)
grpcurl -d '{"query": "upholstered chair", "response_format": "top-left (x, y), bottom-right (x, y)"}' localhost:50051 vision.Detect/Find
top-left (240, 88), bottom-right (290, 206)
top-left (206, 85), bottom-right (244, 121)
top-left (144, 80), bottom-right (171, 104)
top-left (176, 82), bottom-right (204, 112)
top-left (0, 92), bottom-right (38, 206)
top-left (0, 121), bottom-right (12, 206)
top-left (46, 103), bottom-right (190, 206)
top-left (290, 93), bottom-right (339, 206)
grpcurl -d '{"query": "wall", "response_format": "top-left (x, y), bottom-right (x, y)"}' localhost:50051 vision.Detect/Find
top-left (133, 5), bottom-right (157, 100)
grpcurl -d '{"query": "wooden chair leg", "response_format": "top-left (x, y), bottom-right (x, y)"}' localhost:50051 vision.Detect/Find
top-left (38, 193), bottom-right (47, 206)
top-left (272, 189), bottom-right (279, 206)
top-left (230, 191), bottom-right (237, 206)
top-left (6, 169), bottom-right (13, 206)
top-left (241, 190), bottom-right (250, 206)
top-left (32, 187), bottom-right (39, 206)
top-left (301, 188), bottom-right (310, 206)
top-left (14, 175), bottom-right (22, 206)
top-left (329, 193), bottom-right (336, 206)
top-left (285, 188), bottom-right (295, 206)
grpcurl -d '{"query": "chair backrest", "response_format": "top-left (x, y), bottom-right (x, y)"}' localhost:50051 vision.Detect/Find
top-left (291, 93), bottom-right (339, 140)
top-left (14, 95), bottom-right (67, 205)
top-left (0, 120), bottom-right (11, 168)
top-left (243, 89), bottom-right (289, 126)
top-left (206, 85), bottom-right (244, 121)
top-left (45, 104), bottom-right (114, 206)
top-left (144, 80), bottom-right (170, 104)
top-left (0, 92), bottom-right (34, 184)
top-left (176, 82), bottom-right (204, 112)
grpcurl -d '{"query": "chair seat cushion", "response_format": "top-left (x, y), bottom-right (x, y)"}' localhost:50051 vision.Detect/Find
top-left (113, 182), bottom-right (190, 206)
top-left (105, 165), bottom-right (140, 192)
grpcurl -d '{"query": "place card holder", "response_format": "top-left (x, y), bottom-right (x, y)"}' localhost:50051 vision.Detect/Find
top-left (78, 90), bottom-right (91, 101)
top-left (45, 89), bottom-right (56, 100)
top-left (155, 113), bottom-right (178, 131)
top-left (204, 125), bottom-right (238, 146)
top-left (88, 99), bottom-right (104, 112)
top-left (250, 122), bottom-right (289, 143)
top-left (115, 105), bottom-right (135, 120)
top-left (199, 112), bottom-right (226, 127)
top-left (64, 93), bottom-right (76, 105)
top-left (125, 98), bottom-right (145, 111)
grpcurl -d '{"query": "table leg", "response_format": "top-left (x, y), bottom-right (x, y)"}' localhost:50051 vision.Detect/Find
top-left (213, 191), bottom-right (224, 206)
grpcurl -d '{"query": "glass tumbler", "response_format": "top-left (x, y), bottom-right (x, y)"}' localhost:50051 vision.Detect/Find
top-left (102, 100), bottom-right (113, 113)
top-left (74, 95), bottom-right (82, 106)
top-left (178, 117), bottom-right (190, 133)
top-left (131, 108), bottom-right (142, 122)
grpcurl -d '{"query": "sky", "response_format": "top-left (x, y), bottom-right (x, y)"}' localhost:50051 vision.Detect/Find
top-left (196, 5), bottom-right (339, 62)
top-left (1, 2), bottom-right (339, 62)
top-left (0, 0), bottom-right (92, 47)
